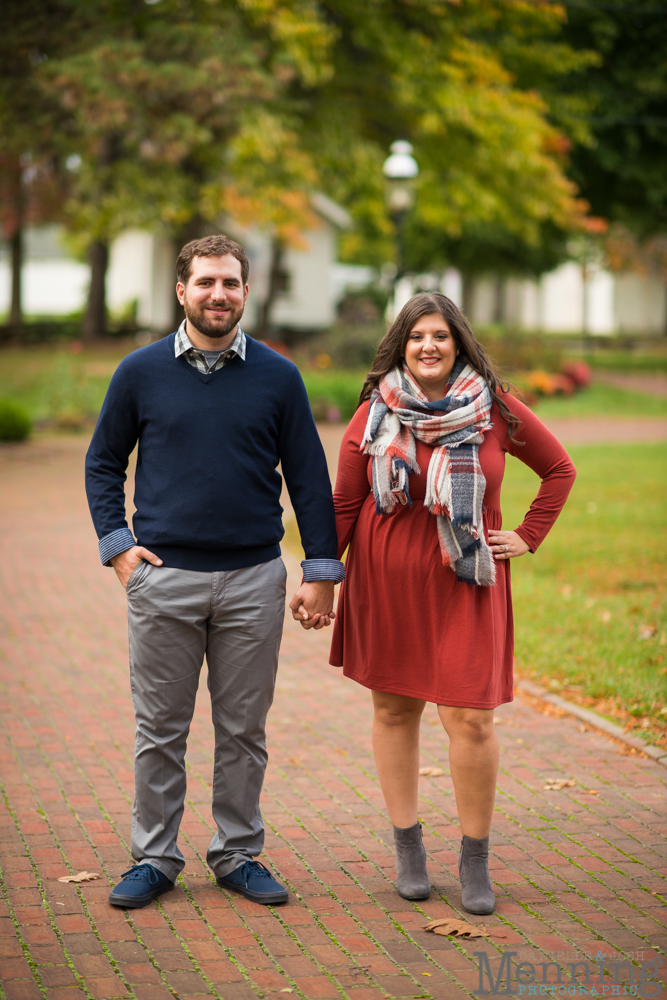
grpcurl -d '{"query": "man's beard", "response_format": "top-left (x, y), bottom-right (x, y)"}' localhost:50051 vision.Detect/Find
top-left (183, 295), bottom-right (245, 340)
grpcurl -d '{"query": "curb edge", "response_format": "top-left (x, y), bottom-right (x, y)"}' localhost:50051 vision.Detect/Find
top-left (515, 678), bottom-right (667, 769)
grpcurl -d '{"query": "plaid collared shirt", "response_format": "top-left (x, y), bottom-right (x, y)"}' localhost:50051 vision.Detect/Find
top-left (174, 320), bottom-right (246, 373)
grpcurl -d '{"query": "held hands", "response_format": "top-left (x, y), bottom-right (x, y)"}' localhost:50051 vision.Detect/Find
top-left (289, 580), bottom-right (336, 630)
top-left (488, 529), bottom-right (530, 561)
top-left (110, 545), bottom-right (163, 589)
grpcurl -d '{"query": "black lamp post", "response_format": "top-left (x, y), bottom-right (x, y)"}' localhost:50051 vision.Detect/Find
top-left (382, 140), bottom-right (419, 283)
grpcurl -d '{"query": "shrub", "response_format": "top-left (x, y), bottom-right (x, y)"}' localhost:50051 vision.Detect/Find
top-left (0, 400), bottom-right (31, 442)
top-left (562, 360), bottom-right (592, 388)
top-left (478, 328), bottom-right (564, 375)
top-left (43, 356), bottom-right (97, 430)
top-left (300, 370), bottom-right (366, 421)
top-left (297, 322), bottom-right (386, 370)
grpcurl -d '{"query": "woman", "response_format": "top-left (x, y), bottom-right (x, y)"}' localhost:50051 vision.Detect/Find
top-left (330, 293), bottom-right (576, 914)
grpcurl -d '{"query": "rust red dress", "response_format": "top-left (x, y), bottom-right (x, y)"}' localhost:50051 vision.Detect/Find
top-left (329, 392), bottom-right (576, 708)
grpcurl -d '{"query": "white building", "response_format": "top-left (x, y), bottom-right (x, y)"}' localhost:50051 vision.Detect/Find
top-left (2, 216), bottom-right (665, 336)
top-left (0, 193), bottom-right (352, 335)
top-left (461, 262), bottom-right (666, 335)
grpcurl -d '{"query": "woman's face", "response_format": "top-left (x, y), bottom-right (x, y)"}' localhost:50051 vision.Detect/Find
top-left (403, 312), bottom-right (458, 400)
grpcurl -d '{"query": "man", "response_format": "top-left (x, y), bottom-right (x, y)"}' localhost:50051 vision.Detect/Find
top-left (85, 234), bottom-right (344, 909)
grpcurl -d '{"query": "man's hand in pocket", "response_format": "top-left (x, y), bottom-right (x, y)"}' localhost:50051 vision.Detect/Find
top-left (110, 546), bottom-right (163, 590)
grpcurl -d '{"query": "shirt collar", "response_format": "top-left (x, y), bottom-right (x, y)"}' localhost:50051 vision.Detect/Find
top-left (174, 319), bottom-right (246, 361)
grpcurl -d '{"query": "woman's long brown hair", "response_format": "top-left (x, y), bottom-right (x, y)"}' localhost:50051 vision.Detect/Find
top-left (358, 291), bottom-right (523, 443)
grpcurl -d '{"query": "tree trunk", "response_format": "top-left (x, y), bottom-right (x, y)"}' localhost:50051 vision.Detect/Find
top-left (172, 216), bottom-right (207, 328)
top-left (492, 276), bottom-right (505, 325)
top-left (9, 162), bottom-right (25, 329)
top-left (82, 240), bottom-right (109, 340)
top-left (461, 273), bottom-right (476, 321)
top-left (9, 225), bottom-right (23, 328)
top-left (255, 239), bottom-right (284, 339)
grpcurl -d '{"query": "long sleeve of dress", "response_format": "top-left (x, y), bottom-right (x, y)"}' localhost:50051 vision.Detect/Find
top-left (333, 404), bottom-right (372, 559)
top-left (501, 393), bottom-right (576, 553)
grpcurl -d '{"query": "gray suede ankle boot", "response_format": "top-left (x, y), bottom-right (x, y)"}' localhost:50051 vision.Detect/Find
top-left (458, 835), bottom-right (495, 914)
top-left (393, 823), bottom-right (430, 900)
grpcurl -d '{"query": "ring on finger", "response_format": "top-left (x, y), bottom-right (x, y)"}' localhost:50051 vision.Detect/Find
top-left (504, 544), bottom-right (509, 552)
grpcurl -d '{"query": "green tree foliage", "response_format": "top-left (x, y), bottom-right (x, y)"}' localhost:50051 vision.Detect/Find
top-left (39, 0), bottom-right (331, 335)
top-left (562, 0), bottom-right (667, 239)
top-left (1, 0), bottom-right (616, 333)
top-left (286, 0), bottom-right (595, 273)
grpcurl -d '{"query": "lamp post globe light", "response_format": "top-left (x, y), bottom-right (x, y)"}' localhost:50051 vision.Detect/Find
top-left (382, 140), bottom-right (419, 282)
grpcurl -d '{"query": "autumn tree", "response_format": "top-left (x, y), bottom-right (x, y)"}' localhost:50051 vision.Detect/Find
top-left (277, 1), bottom-right (594, 278)
top-left (39, 0), bottom-right (333, 338)
top-left (0, 0), bottom-right (77, 327)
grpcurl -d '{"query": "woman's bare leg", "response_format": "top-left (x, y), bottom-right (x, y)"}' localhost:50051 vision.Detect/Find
top-left (437, 706), bottom-right (498, 837)
top-left (371, 690), bottom-right (426, 828)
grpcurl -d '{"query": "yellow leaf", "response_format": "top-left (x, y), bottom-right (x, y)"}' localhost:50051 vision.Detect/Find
top-left (419, 767), bottom-right (445, 777)
top-left (544, 778), bottom-right (576, 791)
top-left (57, 871), bottom-right (101, 883)
top-left (423, 918), bottom-right (489, 939)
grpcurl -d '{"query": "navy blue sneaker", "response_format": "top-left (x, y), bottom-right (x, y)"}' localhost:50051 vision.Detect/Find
top-left (109, 864), bottom-right (174, 908)
top-left (217, 860), bottom-right (288, 905)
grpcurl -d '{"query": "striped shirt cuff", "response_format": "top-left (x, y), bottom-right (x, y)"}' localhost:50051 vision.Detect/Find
top-left (301, 558), bottom-right (346, 583)
top-left (99, 528), bottom-right (136, 566)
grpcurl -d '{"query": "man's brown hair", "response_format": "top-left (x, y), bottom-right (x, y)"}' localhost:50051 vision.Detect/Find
top-left (176, 235), bottom-right (249, 287)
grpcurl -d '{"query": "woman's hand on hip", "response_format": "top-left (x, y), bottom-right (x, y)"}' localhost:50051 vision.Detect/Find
top-left (487, 529), bottom-right (530, 561)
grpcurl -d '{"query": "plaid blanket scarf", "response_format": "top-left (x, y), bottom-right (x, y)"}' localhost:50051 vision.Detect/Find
top-left (361, 359), bottom-right (496, 586)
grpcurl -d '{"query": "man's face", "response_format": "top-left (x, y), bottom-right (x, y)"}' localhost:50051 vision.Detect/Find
top-left (176, 254), bottom-right (249, 340)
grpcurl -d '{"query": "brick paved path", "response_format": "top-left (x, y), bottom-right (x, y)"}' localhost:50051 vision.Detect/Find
top-left (1, 435), bottom-right (666, 1000)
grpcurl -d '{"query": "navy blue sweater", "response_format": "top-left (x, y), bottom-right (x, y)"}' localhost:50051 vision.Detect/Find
top-left (85, 334), bottom-right (340, 573)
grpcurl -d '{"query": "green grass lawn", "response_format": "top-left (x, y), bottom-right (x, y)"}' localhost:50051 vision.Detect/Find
top-left (503, 443), bottom-right (667, 744)
top-left (0, 343), bottom-right (132, 424)
top-left (533, 381), bottom-right (667, 419)
top-left (583, 350), bottom-right (667, 374)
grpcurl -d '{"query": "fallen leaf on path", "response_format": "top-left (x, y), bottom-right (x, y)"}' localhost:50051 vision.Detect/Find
top-left (544, 779), bottom-right (576, 791)
top-left (419, 767), bottom-right (445, 777)
top-left (586, 789), bottom-right (599, 795)
top-left (57, 871), bottom-right (100, 883)
top-left (278, 989), bottom-right (293, 993)
top-left (423, 918), bottom-right (489, 939)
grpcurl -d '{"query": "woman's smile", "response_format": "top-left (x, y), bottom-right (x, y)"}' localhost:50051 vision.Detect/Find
top-left (404, 312), bottom-right (458, 400)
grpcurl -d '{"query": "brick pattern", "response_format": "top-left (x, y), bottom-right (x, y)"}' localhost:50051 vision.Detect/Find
top-left (1, 436), bottom-right (665, 1000)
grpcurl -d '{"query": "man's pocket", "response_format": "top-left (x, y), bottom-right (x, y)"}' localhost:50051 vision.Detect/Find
top-left (126, 559), bottom-right (151, 594)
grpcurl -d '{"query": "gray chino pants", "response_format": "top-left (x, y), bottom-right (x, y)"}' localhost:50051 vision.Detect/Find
top-left (125, 557), bottom-right (286, 882)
